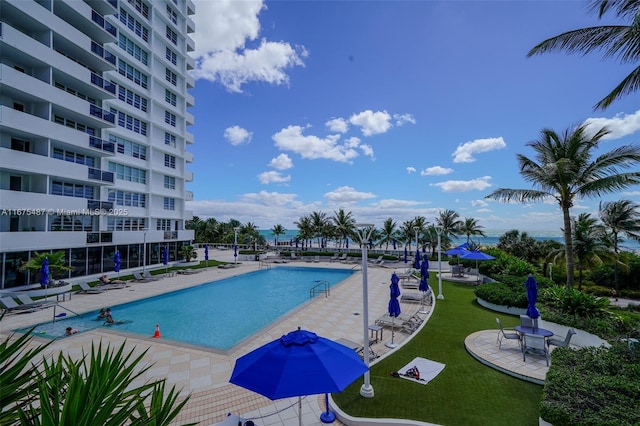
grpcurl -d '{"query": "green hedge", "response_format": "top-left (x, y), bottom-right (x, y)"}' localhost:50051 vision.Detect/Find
top-left (541, 343), bottom-right (640, 426)
top-left (474, 274), bottom-right (553, 308)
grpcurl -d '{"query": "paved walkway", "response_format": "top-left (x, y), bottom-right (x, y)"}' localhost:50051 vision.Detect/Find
top-left (1, 251), bottom-right (561, 425)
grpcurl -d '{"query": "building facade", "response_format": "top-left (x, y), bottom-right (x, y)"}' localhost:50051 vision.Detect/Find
top-left (0, 0), bottom-right (195, 288)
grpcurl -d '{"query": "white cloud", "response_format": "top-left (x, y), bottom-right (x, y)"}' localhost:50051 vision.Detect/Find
top-left (324, 186), bottom-right (376, 203)
top-left (374, 199), bottom-right (427, 208)
top-left (583, 110), bottom-right (640, 140)
top-left (421, 166), bottom-right (453, 176)
top-left (359, 144), bottom-right (374, 158)
top-left (325, 118), bottom-right (349, 133)
top-left (393, 113), bottom-right (416, 126)
top-left (621, 191), bottom-right (640, 196)
top-left (349, 110), bottom-right (392, 136)
top-left (269, 153), bottom-right (293, 170)
top-left (471, 199), bottom-right (489, 207)
top-left (452, 137), bottom-right (507, 163)
top-left (240, 190), bottom-right (299, 206)
top-left (406, 167), bottom-right (416, 174)
top-left (191, 0), bottom-right (307, 92)
top-left (224, 125), bottom-right (253, 145)
top-left (431, 176), bottom-right (492, 192)
top-left (272, 125), bottom-right (359, 162)
top-left (258, 171), bottom-right (291, 184)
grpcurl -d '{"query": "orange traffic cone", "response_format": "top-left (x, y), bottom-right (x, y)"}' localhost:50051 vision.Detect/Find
top-left (152, 324), bottom-right (161, 338)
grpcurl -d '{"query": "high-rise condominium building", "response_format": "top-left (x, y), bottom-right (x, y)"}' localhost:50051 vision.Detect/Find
top-left (0, 0), bottom-right (196, 289)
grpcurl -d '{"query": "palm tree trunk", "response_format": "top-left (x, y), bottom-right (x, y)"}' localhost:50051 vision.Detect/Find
top-left (562, 206), bottom-right (575, 289)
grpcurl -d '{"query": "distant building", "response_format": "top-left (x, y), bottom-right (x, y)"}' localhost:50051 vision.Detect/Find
top-left (0, 0), bottom-right (195, 288)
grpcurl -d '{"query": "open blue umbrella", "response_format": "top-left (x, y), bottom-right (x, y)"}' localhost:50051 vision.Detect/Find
top-left (444, 243), bottom-right (470, 256)
top-left (230, 328), bottom-right (368, 425)
top-left (41, 257), bottom-right (49, 300)
top-left (414, 249), bottom-right (421, 270)
top-left (387, 274), bottom-right (402, 348)
top-left (114, 250), bottom-right (121, 278)
top-left (525, 274), bottom-right (540, 321)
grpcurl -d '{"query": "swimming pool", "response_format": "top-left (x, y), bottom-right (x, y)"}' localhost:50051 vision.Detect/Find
top-left (19, 267), bottom-right (354, 350)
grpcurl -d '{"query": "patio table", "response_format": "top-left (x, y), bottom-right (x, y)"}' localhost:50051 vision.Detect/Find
top-left (514, 325), bottom-right (553, 337)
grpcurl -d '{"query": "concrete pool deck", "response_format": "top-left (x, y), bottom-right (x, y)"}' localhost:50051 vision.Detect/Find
top-left (1, 249), bottom-right (434, 426)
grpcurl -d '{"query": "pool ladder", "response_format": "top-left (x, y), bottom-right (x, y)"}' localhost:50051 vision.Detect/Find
top-left (309, 280), bottom-right (330, 299)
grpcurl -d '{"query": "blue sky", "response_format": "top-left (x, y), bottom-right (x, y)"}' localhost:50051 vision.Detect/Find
top-left (186, 0), bottom-right (640, 232)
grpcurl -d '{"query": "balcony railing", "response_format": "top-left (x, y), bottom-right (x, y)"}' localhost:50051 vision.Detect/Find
top-left (91, 10), bottom-right (117, 37)
top-left (90, 41), bottom-right (116, 65)
top-left (164, 231), bottom-right (178, 240)
top-left (89, 104), bottom-right (115, 123)
top-left (90, 72), bottom-right (116, 94)
top-left (89, 135), bottom-right (115, 153)
top-left (88, 168), bottom-right (114, 183)
top-left (87, 200), bottom-right (114, 210)
top-left (107, 0), bottom-right (118, 9)
top-left (87, 232), bottom-right (113, 244)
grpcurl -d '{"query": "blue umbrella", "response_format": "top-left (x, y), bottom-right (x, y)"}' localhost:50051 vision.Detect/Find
top-left (162, 247), bottom-right (169, 273)
top-left (420, 259), bottom-right (430, 284)
top-left (204, 244), bottom-right (209, 261)
top-left (230, 328), bottom-right (368, 425)
top-left (41, 257), bottom-right (49, 300)
top-left (345, 237), bottom-right (349, 249)
top-left (234, 243), bottom-right (238, 263)
top-left (525, 274), bottom-right (540, 320)
top-left (404, 247), bottom-right (408, 263)
top-left (419, 259), bottom-right (431, 313)
top-left (114, 251), bottom-right (121, 278)
top-left (295, 238), bottom-right (299, 248)
top-left (414, 249), bottom-right (421, 270)
top-left (387, 274), bottom-right (402, 348)
top-left (392, 239), bottom-right (397, 250)
top-left (444, 243), bottom-right (470, 256)
top-left (368, 239), bottom-right (373, 249)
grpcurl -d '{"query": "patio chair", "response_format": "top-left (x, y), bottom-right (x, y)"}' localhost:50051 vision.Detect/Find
top-left (338, 253), bottom-right (348, 263)
top-left (77, 282), bottom-right (106, 294)
top-left (329, 253), bottom-right (340, 262)
top-left (133, 271), bottom-right (155, 282)
top-left (519, 314), bottom-right (538, 329)
top-left (496, 318), bottom-right (520, 349)
top-left (522, 334), bottom-right (549, 366)
top-left (0, 297), bottom-right (41, 313)
top-left (368, 256), bottom-right (383, 265)
top-left (142, 271), bottom-right (161, 281)
top-left (400, 291), bottom-right (431, 305)
top-left (547, 328), bottom-right (576, 349)
top-left (16, 295), bottom-right (57, 310)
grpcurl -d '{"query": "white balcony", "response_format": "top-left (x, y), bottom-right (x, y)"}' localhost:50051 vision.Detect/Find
top-left (0, 230), bottom-right (87, 252)
top-left (0, 190), bottom-right (86, 212)
top-left (184, 151), bottom-right (194, 163)
top-left (184, 171), bottom-right (193, 182)
top-left (184, 190), bottom-right (193, 201)
top-left (185, 111), bottom-right (194, 126)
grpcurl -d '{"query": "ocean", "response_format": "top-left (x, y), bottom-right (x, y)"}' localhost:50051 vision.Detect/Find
top-left (259, 229), bottom-right (640, 252)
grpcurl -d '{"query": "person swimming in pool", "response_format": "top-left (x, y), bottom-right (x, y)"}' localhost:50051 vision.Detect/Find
top-left (65, 327), bottom-right (78, 336)
top-left (105, 313), bottom-right (115, 324)
top-left (98, 308), bottom-right (107, 319)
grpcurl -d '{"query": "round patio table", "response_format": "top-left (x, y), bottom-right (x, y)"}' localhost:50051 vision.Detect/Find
top-left (514, 325), bottom-right (553, 337)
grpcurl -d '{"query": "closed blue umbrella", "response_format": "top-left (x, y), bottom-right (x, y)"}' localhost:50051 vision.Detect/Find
top-left (162, 247), bottom-right (169, 273)
top-left (295, 238), bottom-right (299, 248)
top-left (204, 244), bottom-right (209, 268)
top-left (414, 249), bottom-right (421, 270)
top-left (114, 251), bottom-right (121, 278)
top-left (419, 259), bottom-right (431, 313)
top-left (368, 239), bottom-right (373, 249)
top-left (345, 237), bottom-right (348, 249)
top-left (230, 328), bottom-right (368, 425)
top-left (525, 274), bottom-right (540, 321)
top-left (392, 239), bottom-right (397, 250)
top-left (387, 274), bottom-right (402, 348)
top-left (41, 257), bottom-right (49, 300)
top-left (404, 247), bottom-right (408, 263)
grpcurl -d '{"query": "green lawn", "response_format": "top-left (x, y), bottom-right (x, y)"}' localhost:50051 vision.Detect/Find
top-left (332, 279), bottom-right (543, 426)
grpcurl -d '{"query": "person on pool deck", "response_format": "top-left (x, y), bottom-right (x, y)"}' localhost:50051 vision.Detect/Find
top-left (100, 275), bottom-right (126, 285)
top-left (65, 327), bottom-right (78, 336)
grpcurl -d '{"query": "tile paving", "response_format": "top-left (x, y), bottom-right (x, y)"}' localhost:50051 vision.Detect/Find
top-left (0, 250), bottom-right (549, 425)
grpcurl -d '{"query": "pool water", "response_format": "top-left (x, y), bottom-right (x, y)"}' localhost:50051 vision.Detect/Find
top-left (20, 267), bottom-right (353, 350)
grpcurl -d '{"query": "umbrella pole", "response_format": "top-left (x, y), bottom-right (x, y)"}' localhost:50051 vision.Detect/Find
top-left (386, 316), bottom-right (398, 348)
top-left (320, 393), bottom-right (336, 423)
top-left (419, 291), bottom-right (428, 314)
top-left (298, 396), bottom-right (302, 426)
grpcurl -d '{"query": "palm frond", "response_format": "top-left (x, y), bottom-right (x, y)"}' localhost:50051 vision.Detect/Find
top-left (594, 65), bottom-right (640, 109)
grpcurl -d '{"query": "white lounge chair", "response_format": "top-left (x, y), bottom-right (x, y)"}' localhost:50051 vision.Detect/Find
top-left (16, 295), bottom-right (57, 310)
top-left (400, 291), bottom-right (431, 304)
top-left (368, 256), bottom-right (383, 265)
top-left (77, 282), bottom-right (106, 294)
top-left (338, 253), bottom-right (349, 263)
top-left (142, 271), bottom-right (161, 281)
top-left (133, 271), bottom-right (155, 282)
top-left (329, 253), bottom-right (340, 262)
top-left (375, 311), bottom-right (422, 332)
top-left (0, 297), bottom-right (41, 313)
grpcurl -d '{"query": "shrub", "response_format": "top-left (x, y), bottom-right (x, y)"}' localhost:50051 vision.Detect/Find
top-left (541, 343), bottom-right (640, 426)
top-left (474, 273), bottom-right (552, 308)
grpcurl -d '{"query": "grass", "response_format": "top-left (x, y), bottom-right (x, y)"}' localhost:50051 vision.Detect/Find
top-left (332, 278), bottom-right (543, 426)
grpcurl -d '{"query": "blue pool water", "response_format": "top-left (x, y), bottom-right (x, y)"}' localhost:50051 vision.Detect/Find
top-left (19, 267), bottom-right (353, 350)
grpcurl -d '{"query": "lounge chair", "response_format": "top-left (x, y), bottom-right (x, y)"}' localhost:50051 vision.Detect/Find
top-left (177, 269), bottom-right (200, 275)
top-left (16, 295), bottom-right (57, 310)
top-left (338, 253), bottom-right (348, 263)
top-left (142, 271), bottom-right (161, 281)
top-left (496, 318), bottom-right (520, 349)
top-left (133, 271), bottom-right (155, 282)
top-left (77, 282), bottom-right (106, 294)
top-left (375, 311), bottom-right (422, 333)
top-left (336, 337), bottom-right (378, 360)
top-left (368, 256), bottom-right (383, 265)
top-left (522, 334), bottom-right (549, 366)
top-left (313, 255), bottom-right (320, 263)
top-left (0, 297), bottom-right (41, 313)
top-left (400, 291), bottom-right (431, 304)
top-left (329, 253), bottom-right (340, 262)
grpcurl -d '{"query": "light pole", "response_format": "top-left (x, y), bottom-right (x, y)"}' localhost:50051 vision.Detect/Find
top-left (233, 227), bottom-right (239, 265)
top-left (414, 226), bottom-right (420, 266)
top-left (435, 226), bottom-right (444, 300)
top-left (355, 223), bottom-right (375, 398)
top-left (549, 263), bottom-right (553, 281)
top-left (142, 228), bottom-right (148, 274)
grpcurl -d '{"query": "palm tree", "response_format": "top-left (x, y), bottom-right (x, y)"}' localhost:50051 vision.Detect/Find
top-left (461, 217), bottom-right (486, 245)
top-left (379, 218), bottom-right (399, 250)
top-left (571, 213), bottom-right (609, 290)
top-left (309, 211), bottom-right (328, 248)
top-left (331, 209), bottom-right (356, 249)
top-left (599, 199), bottom-right (640, 294)
top-left (528, 0), bottom-right (640, 110)
top-left (20, 251), bottom-right (73, 283)
top-left (412, 216), bottom-right (429, 250)
top-left (435, 209), bottom-right (463, 243)
top-left (271, 224), bottom-right (286, 247)
top-left (294, 215), bottom-right (313, 250)
top-left (486, 124), bottom-right (640, 288)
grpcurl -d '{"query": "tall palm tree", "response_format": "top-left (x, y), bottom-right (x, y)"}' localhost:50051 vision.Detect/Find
top-left (294, 215), bottom-right (313, 249)
top-left (528, 0), bottom-right (640, 110)
top-left (309, 211), bottom-right (328, 248)
top-left (379, 218), bottom-right (399, 250)
top-left (571, 213), bottom-right (609, 290)
top-left (20, 251), bottom-right (73, 283)
top-left (412, 216), bottom-right (429, 250)
top-left (331, 209), bottom-right (355, 249)
top-left (486, 124), bottom-right (640, 288)
top-left (599, 199), bottom-right (640, 294)
top-left (461, 217), bottom-right (486, 245)
top-left (271, 224), bottom-right (286, 246)
top-left (435, 209), bottom-right (463, 242)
